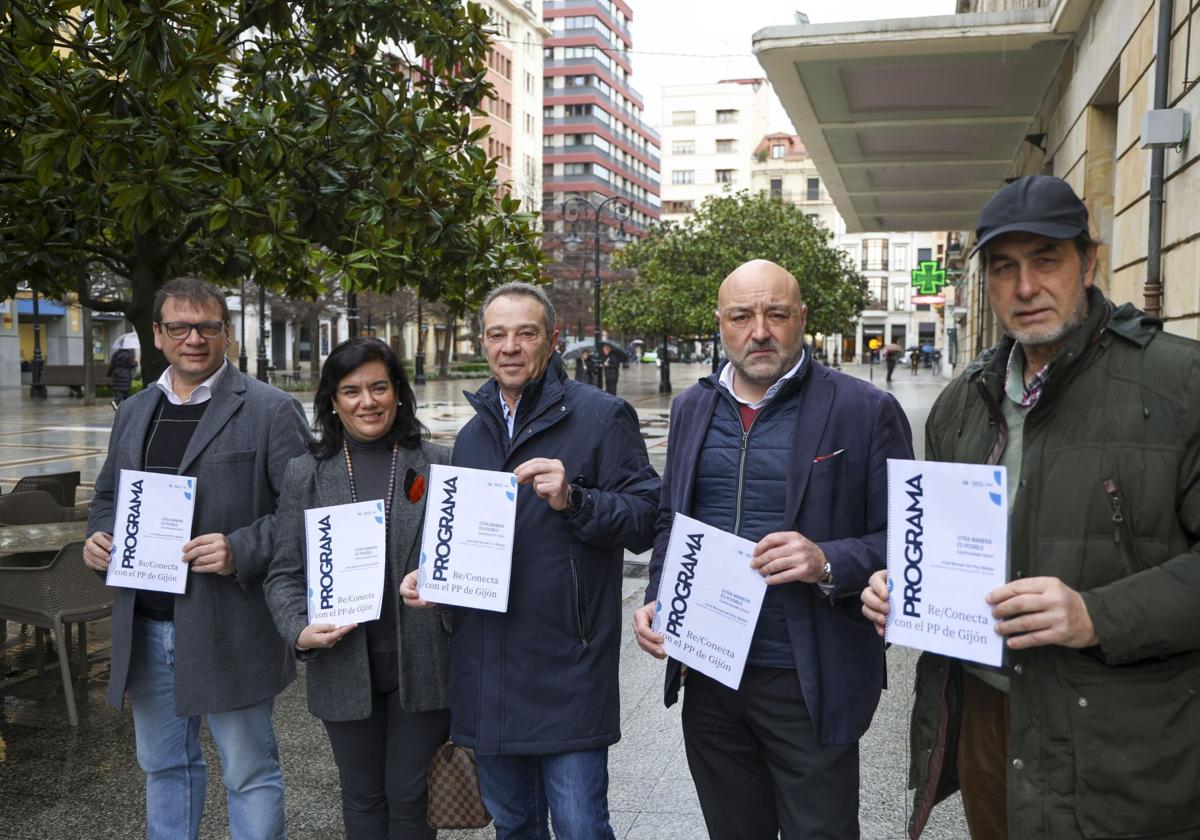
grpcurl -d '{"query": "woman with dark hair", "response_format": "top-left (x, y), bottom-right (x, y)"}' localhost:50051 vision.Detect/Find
top-left (265, 336), bottom-right (450, 840)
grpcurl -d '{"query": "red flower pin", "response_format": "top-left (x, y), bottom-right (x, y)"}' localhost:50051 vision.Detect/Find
top-left (404, 468), bottom-right (426, 504)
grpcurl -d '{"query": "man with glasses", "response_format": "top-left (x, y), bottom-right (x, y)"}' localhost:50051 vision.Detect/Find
top-left (403, 281), bottom-right (660, 839)
top-left (83, 277), bottom-right (309, 840)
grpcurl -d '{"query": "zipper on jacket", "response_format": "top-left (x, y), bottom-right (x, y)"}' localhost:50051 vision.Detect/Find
top-left (733, 422), bottom-right (755, 535)
top-left (568, 553), bottom-right (590, 646)
top-left (1102, 478), bottom-right (1147, 574)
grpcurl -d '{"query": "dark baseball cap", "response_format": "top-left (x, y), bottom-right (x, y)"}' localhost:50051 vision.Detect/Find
top-left (970, 175), bottom-right (1090, 257)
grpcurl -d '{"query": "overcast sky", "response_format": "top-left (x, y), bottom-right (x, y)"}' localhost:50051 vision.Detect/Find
top-left (626, 0), bottom-right (957, 133)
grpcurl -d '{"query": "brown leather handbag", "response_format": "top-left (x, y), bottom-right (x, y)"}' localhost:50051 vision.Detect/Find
top-left (425, 741), bottom-right (492, 829)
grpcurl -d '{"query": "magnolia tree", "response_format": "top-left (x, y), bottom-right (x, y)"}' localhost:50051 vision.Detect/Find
top-left (0, 0), bottom-right (544, 381)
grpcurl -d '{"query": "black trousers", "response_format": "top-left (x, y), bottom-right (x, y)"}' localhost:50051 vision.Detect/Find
top-left (323, 691), bottom-right (450, 840)
top-left (681, 667), bottom-right (860, 840)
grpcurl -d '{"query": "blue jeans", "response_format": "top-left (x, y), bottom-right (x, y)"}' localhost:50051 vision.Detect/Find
top-left (475, 748), bottom-right (615, 840)
top-left (127, 617), bottom-right (286, 840)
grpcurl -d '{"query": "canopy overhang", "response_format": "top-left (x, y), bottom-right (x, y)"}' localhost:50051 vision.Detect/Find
top-left (754, 4), bottom-right (1086, 233)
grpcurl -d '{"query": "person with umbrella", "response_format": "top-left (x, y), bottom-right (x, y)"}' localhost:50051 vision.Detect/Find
top-left (600, 343), bottom-right (620, 395)
top-left (884, 343), bottom-right (900, 383)
top-left (107, 346), bottom-right (138, 409)
top-left (575, 348), bottom-right (594, 386)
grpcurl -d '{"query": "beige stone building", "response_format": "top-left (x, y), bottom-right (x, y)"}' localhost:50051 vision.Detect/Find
top-left (755, 0), bottom-right (1200, 370)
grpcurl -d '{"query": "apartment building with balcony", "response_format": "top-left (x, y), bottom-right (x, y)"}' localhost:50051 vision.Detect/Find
top-left (541, 0), bottom-right (660, 229)
top-left (470, 0), bottom-right (551, 210)
top-left (659, 79), bottom-right (771, 222)
top-left (540, 0), bottom-right (661, 336)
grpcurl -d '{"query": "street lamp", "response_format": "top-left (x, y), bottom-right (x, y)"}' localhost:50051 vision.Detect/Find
top-left (414, 299), bottom-right (426, 385)
top-left (561, 195), bottom-right (630, 392)
top-left (347, 290), bottom-right (358, 338)
top-left (256, 283), bottom-right (269, 382)
top-left (238, 276), bottom-right (248, 373)
top-left (30, 288), bottom-right (46, 398)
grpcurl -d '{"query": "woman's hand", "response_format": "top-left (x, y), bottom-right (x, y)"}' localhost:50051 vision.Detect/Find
top-left (296, 622), bottom-right (356, 651)
top-left (400, 569), bottom-right (435, 609)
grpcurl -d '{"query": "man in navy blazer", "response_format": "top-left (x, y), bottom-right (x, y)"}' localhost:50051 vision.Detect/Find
top-left (634, 259), bottom-right (913, 838)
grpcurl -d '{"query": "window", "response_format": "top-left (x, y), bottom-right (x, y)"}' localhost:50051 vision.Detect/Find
top-left (543, 163), bottom-right (554, 179)
top-left (892, 243), bottom-right (909, 272)
top-left (672, 111), bottom-right (695, 126)
top-left (525, 73), bottom-right (534, 93)
top-left (863, 239), bottom-right (889, 271)
top-left (663, 200), bottom-right (695, 214)
top-left (563, 162), bottom-right (589, 175)
top-left (806, 177), bottom-right (820, 201)
top-left (715, 169), bottom-right (734, 184)
top-left (716, 109), bottom-right (738, 124)
top-left (715, 139), bottom-right (736, 154)
top-left (918, 247), bottom-right (933, 263)
top-left (771, 143), bottom-right (786, 159)
top-left (564, 104), bottom-right (592, 117)
top-left (544, 47), bottom-right (554, 60)
top-left (769, 178), bottom-right (783, 200)
top-left (672, 140), bottom-right (694, 155)
top-left (671, 170), bottom-right (695, 185)
top-left (543, 106), bottom-right (554, 119)
top-left (867, 278), bottom-right (886, 308)
top-left (891, 285), bottom-right (908, 312)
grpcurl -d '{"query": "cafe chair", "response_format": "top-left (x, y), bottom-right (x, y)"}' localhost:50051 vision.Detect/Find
top-left (0, 491), bottom-right (69, 526)
top-left (0, 541), bottom-right (112, 725)
top-left (11, 471), bottom-right (81, 509)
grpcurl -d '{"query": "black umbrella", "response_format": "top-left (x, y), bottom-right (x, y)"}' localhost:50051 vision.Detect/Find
top-left (561, 339), bottom-right (628, 362)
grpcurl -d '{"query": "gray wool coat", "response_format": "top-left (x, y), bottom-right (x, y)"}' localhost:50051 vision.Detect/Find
top-left (264, 440), bottom-right (452, 722)
top-left (88, 364), bottom-right (311, 715)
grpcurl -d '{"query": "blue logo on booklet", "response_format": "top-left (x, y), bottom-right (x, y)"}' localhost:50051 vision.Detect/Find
top-left (989, 470), bottom-right (1003, 506)
top-left (375, 500), bottom-right (385, 524)
top-left (506, 475), bottom-right (517, 502)
top-left (184, 478), bottom-right (194, 501)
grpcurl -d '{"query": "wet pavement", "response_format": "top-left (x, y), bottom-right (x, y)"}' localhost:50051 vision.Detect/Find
top-left (0, 359), bottom-right (966, 839)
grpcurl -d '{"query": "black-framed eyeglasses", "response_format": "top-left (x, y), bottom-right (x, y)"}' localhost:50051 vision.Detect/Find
top-left (157, 320), bottom-right (227, 340)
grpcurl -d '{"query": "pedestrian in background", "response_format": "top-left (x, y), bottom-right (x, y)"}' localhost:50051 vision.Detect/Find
top-left (884, 347), bottom-right (897, 383)
top-left (862, 175), bottom-right (1200, 840)
top-left (265, 337), bottom-right (449, 840)
top-left (402, 282), bottom-right (660, 840)
top-left (575, 347), bottom-right (594, 386)
top-left (107, 346), bottom-right (137, 409)
top-left (600, 343), bottom-right (620, 395)
top-left (634, 259), bottom-right (913, 839)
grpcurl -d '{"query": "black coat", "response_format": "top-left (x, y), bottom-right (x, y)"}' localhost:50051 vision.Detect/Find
top-left (448, 354), bottom-right (660, 754)
top-left (107, 348), bottom-right (137, 390)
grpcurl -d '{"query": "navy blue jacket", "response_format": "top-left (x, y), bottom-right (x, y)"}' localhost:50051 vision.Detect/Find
top-left (449, 354), bottom-right (660, 755)
top-left (647, 358), bottom-right (914, 744)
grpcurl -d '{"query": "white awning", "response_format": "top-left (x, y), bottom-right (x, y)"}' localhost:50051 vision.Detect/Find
top-left (754, 4), bottom-right (1086, 232)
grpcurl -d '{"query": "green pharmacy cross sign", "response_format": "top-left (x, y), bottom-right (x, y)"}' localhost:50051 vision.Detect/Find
top-left (911, 260), bottom-right (947, 295)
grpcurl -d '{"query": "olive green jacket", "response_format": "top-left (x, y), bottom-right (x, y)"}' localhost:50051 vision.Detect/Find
top-left (908, 288), bottom-right (1200, 840)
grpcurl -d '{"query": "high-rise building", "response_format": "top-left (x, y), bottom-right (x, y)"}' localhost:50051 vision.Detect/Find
top-left (470, 0), bottom-right (551, 210)
top-left (659, 79), bottom-right (771, 222)
top-left (541, 0), bottom-right (661, 337)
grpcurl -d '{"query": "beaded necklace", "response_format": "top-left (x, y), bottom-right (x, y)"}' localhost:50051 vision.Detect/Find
top-left (343, 439), bottom-right (398, 524)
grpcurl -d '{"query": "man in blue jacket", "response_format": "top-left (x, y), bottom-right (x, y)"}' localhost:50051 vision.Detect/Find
top-left (404, 281), bottom-right (660, 839)
top-left (633, 259), bottom-right (913, 838)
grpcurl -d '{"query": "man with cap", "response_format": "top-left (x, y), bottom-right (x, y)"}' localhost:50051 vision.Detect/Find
top-left (861, 176), bottom-right (1200, 840)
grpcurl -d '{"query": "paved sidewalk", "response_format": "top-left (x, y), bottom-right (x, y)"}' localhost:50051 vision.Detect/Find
top-left (0, 359), bottom-right (966, 839)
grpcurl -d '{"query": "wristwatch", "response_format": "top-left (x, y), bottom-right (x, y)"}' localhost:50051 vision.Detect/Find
top-left (566, 484), bottom-right (585, 515)
top-left (820, 560), bottom-right (833, 584)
